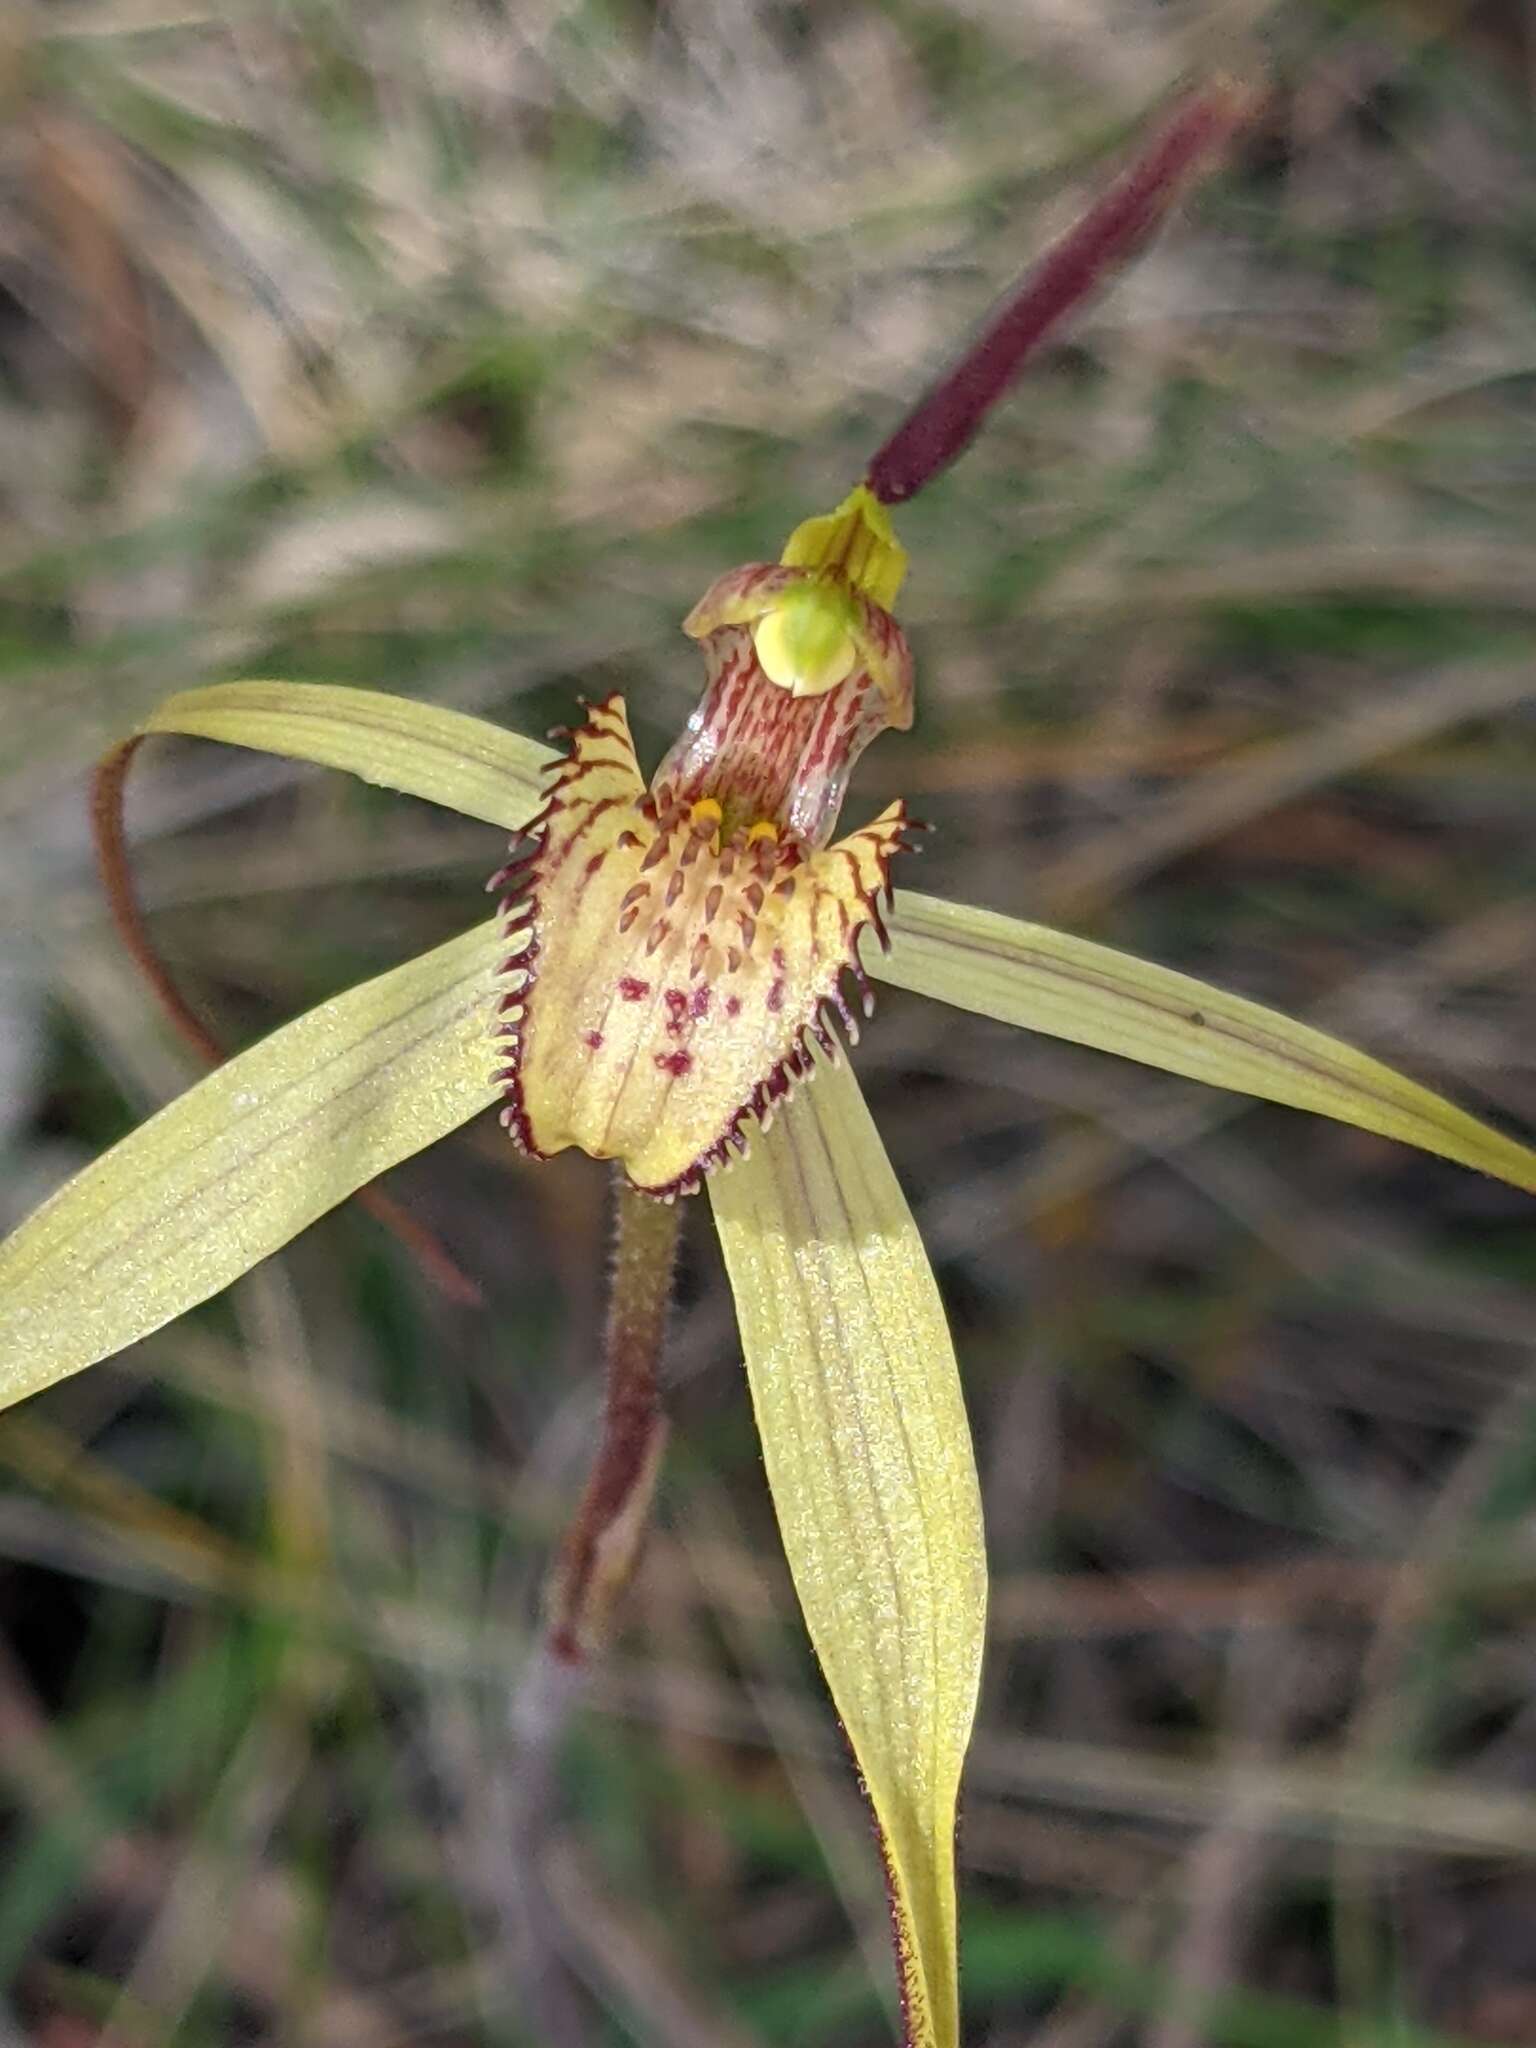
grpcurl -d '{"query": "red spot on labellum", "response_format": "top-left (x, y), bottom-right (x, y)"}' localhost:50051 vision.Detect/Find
top-left (654, 1050), bottom-right (692, 1078)
top-left (585, 1030), bottom-right (604, 1050)
top-left (618, 976), bottom-right (650, 1001)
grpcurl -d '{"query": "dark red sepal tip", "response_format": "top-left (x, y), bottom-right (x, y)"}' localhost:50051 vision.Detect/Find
top-left (864, 78), bottom-right (1257, 507)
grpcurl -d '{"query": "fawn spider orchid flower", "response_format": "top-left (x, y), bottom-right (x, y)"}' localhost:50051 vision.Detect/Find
top-left (3, 83), bottom-right (1535, 2048)
top-left (493, 482), bottom-right (916, 1196)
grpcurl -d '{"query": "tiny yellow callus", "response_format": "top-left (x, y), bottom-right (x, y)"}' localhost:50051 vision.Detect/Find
top-left (688, 797), bottom-right (725, 850)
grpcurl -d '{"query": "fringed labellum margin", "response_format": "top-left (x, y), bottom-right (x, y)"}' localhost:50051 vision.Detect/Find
top-left (490, 490), bottom-right (921, 1196)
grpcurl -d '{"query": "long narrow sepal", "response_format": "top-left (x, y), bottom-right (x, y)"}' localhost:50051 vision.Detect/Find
top-left (865, 78), bottom-right (1255, 506)
top-left (90, 677), bottom-right (554, 1301)
top-left (103, 726), bottom-right (492, 1301)
top-left (140, 681), bottom-right (555, 830)
top-left (709, 1051), bottom-right (986, 2048)
top-left (876, 892), bottom-right (1536, 1193)
top-left (0, 921), bottom-right (505, 1405)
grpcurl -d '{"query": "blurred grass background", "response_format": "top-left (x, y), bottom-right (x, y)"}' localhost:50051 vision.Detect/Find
top-left (2, 0), bottom-right (1536, 2042)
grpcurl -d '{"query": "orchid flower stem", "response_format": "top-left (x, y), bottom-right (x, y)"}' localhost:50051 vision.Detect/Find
top-left (865, 75), bottom-right (1257, 506)
top-left (88, 738), bottom-right (483, 1306)
top-left (495, 1170), bottom-right (680, 2048)
top-left (548, 1175), bottom-right (680, 1663)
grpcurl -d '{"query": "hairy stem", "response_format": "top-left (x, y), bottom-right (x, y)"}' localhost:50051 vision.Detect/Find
top-left (487, 1181), bottom-right (680, 2037)
top-left (549, 1177), bottom-right (682, 1662)
top-left (865, 76), bottom-right (1258, 506)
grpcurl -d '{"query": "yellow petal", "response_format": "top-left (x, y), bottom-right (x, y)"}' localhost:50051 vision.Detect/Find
top-left (143, 682), bottom-right (555, 830)
top-left (749, 487), bottom-right (910, 700)
top-left (0, 921), bottom-right (505, 1406)
top-left (877, 892), bottom-right (1536, 1192)
top-left (778, 483), bottom-right (909, 610)
top-left (501, 697), bottom-right (910, 1194)
top-left (709, 1051), bottom-right (986, 2048)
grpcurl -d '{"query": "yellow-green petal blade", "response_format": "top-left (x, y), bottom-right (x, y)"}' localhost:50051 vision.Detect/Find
top-left (0, 921), bottom-right (504, 1406)
top-left (878, 892), bottom-right (1536, 1192)
top-left (143, 682), bottom-right (555, 830)
top-left (709, 1055), bottom-right (986, 2048)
